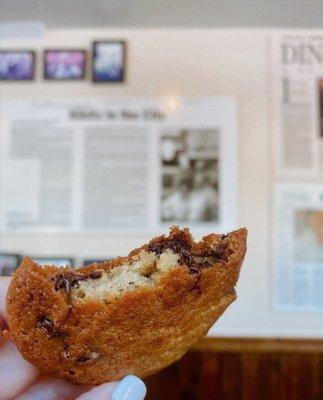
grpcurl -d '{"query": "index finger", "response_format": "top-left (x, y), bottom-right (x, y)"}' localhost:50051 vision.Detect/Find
top-left (0, 277), bottom-right (11, 330)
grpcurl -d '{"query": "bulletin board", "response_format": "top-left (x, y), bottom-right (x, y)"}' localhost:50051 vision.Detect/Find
top-left (1, 28), bottom-right (322, 338)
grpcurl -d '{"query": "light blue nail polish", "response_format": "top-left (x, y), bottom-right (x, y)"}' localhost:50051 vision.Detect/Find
top-left (112, 375), bottom-right (147, 400)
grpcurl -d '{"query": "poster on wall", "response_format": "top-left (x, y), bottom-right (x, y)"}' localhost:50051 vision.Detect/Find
top-left (273, 183), bottom-right (323, 312)
top-left (272, 33), bottom-right (323, 178)
top-left (0, 98), bottom-right (237, 234)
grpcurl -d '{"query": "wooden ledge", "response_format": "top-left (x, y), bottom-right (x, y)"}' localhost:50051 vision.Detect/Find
top-left (191, 336), bottom-right (323, 353)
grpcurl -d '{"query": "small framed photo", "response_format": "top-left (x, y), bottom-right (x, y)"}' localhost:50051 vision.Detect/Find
top-left (0, 253), bottom-right (21, 276)
top-left (0, 50), bottom-right (35, 80)
top-left (32, 256), bottom-right (74, 267)
top-left (92, 41), bottom-right (126, 83)
top-left (44, 49), bottom-right (86, 80)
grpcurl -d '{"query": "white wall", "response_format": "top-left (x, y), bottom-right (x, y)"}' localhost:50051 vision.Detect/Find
top-left (1, 28), bottom-right (322, 338)
top-left (1, 0), bottom-right (323, 29)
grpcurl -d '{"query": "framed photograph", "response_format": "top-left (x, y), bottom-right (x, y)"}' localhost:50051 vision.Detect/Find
top-left (0, 253), bottom-right (21, 276)
top-left (44, 49), bottom-right (86, 80)
top-left (31, 256), bottom-right (74, 267)
top-left (92, 41), bottom-right (126, 83)
top-left (0, 50), bottom-right (35, 80)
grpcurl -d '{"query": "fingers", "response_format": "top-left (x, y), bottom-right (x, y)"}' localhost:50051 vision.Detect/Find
top-left (0, 278), bottom-right (147, 400)
top-left (16, 376), bottom-right (146, 400)
top-left (0, 338), bottom-right (39, 400)
top-left (0, 277), bottom-right (11, 330)
top-left (76, 376), bottom-right (146, 400)
top-left (16, 377), bottom-right (91, 400)
top-left (75, 381), bottom-right (118, 400)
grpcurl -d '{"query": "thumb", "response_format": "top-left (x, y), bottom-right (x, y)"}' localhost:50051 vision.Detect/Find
top-left (76, 375), bottom-right (146, 400)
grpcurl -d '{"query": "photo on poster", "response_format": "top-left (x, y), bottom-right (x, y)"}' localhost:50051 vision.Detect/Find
top-left (0, 50), bottom-right (35, 80)
top-left (319, 78), bottom-right (323, 138)
top-left (92, 41), bottom-right (126, 83)
top-left (31, 257), bottom-right (74, 267)
top-left (160, 128), bottom-right (219, 224)
top-left (44, 49), bottom-right (86, 80)
top-left (273, 183), bottom-right (323, 312)
top-left (0, 253), bottom-right (21, 276)
top-left (294, 209), bottom-right (323, 265)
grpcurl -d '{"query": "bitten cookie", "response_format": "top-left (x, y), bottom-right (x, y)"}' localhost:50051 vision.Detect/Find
top-left (6, 226), bottom-right (247, 385)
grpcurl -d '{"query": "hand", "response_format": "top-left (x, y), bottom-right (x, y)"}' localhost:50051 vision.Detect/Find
top-left (0, 277), bottom-right (147, 400)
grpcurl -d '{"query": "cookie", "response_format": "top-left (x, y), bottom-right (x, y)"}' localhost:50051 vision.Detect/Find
top-left (6, 226), bottom-right (247, 384)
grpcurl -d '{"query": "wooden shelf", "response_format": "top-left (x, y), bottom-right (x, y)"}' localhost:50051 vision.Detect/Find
top-left (191, 336), bottom-right (323, 353)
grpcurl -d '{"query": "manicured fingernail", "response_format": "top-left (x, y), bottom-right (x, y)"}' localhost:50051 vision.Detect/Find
top-left (112, 375), bottom-right (146, 400)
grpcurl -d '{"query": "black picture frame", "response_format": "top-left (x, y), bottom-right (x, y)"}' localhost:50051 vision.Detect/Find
top-left (0, 253), bottom-right (22, 276)
top-left (0, 50), bottom-right (35, 81)
top-left (43, 49), bottom-right (87, 81)
top-left (92, 40), bottom-right (126, 83)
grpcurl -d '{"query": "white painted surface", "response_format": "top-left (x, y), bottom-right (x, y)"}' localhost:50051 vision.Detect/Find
top-left (1, 28), bottom-right (322, 337)
top-left (1, 0), bottom-right (322, 29)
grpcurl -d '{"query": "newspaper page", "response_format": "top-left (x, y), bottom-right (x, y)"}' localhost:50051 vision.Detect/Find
top-left (273, 183), bottom-right (323, 312)
top-left (0, 98), bottom-right (237, 233)
top-left (272, 32), bottom-right (323, 177)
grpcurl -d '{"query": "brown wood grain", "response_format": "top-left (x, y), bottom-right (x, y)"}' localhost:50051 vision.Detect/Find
top-left (144, 337), bottom-right (323, 400)
top-left (191, 336), bottom-right (323, 353)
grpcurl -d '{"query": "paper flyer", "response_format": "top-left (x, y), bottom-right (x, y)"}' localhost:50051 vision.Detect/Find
top-left (0, 98), bottom-right (238, 234)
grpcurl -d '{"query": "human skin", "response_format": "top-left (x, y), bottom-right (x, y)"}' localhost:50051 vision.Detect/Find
top-left (0, 277), bottom-right (146, 400)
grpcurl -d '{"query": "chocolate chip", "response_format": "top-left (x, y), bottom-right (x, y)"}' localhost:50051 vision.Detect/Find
top-left (63, 344), bottom-right (70, 358)
top-left (148, 230), bottom-right (191, 255)
top-left (88, 271), bottom-right (102, 280)
top-left (188, 266), bottom-right (200, 275)
top-left (208, 243), bottom-right (227, 258)
top-left (148, 229), bottom-right (228, 273)
top-left (189, 269), bottom-right (202, 295)
top-left (55, 274), bottom-right (74, 318)
top-left (38, 315), bottom-right (67, 338)
top-left (63, 346), bottom-right (100, 364)
top-left (55, 275), bottom-right (72, 293)
top-left (55, 270), bottom-right (103, 293)
top-left (38, 315), bottom-right (55, 335)
top-left (51, 330), bottom-right (68, 339)
top-left (76, 352), bottom-right (100, 364)
top-left (53, 270), bottom-right (103, 329)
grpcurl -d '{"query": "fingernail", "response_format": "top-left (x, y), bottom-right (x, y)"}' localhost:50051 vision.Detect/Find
top-left (112, 375), bottom-right (146, 400)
